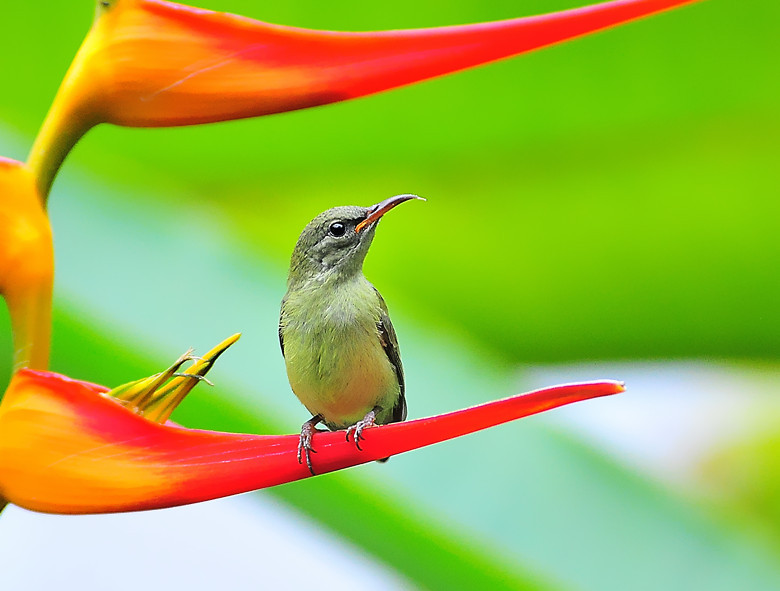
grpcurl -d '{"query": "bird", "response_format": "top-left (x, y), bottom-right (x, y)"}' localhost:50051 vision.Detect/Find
top-left (279, 194), bottom-right (424, 475)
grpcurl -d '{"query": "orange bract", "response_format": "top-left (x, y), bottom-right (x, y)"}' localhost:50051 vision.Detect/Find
top-left (0, 368), bottom-right (623, 514)
top-left (27, 0), bottom-right (700, 197)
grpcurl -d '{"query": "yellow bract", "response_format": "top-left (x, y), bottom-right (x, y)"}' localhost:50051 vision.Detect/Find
top-left (0, 160), bottom-right (53, 370)
top-left (108, 333), bottom-right (241, 423)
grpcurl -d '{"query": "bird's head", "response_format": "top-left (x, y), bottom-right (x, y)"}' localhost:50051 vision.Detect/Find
top-left (288, 194), bottom-right (424, 286)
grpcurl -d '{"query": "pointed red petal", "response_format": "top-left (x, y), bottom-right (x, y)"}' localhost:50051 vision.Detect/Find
top-left (0, 369), bottom-right (622, 514)
top-left (29, 0), bottom-right (699, 197)
top-left (96, 0), bottom-right (701, 126)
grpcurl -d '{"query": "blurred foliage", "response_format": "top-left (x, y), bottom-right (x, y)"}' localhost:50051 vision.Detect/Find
top-left (1, 0), bottom-right (779, 589)
top-left (700, 427), bottom-right (780, 553)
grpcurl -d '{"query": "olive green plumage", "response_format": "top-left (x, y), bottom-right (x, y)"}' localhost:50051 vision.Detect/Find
top-left (279, 195), bottom-right (422, 472)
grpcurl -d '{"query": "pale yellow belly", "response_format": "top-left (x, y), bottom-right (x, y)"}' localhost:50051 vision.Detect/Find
top-left (282, 276), bottom-right (400, 429)
top-left (287, 336), bottom-right (399, 429)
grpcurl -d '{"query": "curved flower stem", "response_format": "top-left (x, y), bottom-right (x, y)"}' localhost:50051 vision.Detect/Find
top-left (5, 283), bottom-right (52, 373)
top-left (25, 7), bottom-right (99, 201)
top-left (0, 159), bottom-right (54, 372)
top-left (26, 110), bottom-right (93, 207)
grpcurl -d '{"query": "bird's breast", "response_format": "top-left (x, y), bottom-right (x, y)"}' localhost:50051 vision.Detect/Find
top-left (281, 281), bottom-right (399, 428)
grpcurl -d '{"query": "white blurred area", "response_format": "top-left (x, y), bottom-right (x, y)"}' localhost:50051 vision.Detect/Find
top-left (523, 361), bottom-right (780, 490)
top-left (0, 494), bottom-right (410, 591)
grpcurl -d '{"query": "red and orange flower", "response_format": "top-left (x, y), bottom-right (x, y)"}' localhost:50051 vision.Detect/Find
top-left (0, 0), bottom-right (697, 515)
top-left (0, 338), bottom-right (623, 514)
top-left (29, 0), bottom-right (700, 198)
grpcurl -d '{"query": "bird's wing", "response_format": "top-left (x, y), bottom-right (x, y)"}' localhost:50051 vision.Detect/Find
top-left (278, 296), bottom-right (286, 358)
top-left (373, 288), bottom-right (407, 423)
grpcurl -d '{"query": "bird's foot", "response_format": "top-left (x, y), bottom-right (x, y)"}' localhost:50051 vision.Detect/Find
top-left (298, 415), bottom-right (322, 476)
top-left (345, 408), bottom-right (379, 451)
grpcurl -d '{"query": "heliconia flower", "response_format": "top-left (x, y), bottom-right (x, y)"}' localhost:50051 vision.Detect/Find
top-left (28, 0), bottom-right (699, 198)
top-left (0, 335), bottom-right (624, 514)
top-left (0, 158), bottom-right (53, 371)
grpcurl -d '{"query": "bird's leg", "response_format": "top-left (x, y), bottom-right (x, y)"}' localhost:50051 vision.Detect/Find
top-left (345, 406), bottom-right (381, 451)
top-left (298, 414), bottom-right (323, 476)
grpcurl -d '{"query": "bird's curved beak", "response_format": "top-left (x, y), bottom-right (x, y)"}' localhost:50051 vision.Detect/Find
top-left (355, 194), bottom-right (425, 233)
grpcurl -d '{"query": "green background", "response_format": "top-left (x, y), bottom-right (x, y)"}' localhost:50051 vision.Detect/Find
top-left (1, 0), bottom-right (778, 589)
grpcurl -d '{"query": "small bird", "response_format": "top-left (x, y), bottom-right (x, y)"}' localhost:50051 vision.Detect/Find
top-left (279, 194), bottom-right (424, 474)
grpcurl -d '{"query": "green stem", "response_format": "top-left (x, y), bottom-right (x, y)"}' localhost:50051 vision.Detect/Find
top-left (27, 101), bottom-right (92, 204)
top-left (26, 14), bottom-right (99, 203)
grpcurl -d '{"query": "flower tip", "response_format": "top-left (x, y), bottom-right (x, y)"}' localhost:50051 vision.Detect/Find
top-left (196, 332), bottom-right (240, 366)
top-left (0, 156), bottom-right (25, 169)
top-left (106, 334), bottom-right (241, 424)
top-left (591, 379), bottom-right (625, 396)
top-left (597, 379), bottom-right (625, 394)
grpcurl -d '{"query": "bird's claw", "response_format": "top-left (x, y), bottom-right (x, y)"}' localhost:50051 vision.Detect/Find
top-left (345, 409), bottom-right (377, 451)
top-left (298, 417), bottom-right (321, 476)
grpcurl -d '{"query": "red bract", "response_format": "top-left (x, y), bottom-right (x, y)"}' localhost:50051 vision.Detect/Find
top-left (0, 368), bottom-right (623, 515)
top-left (29, 0), bottom-right (699, 197)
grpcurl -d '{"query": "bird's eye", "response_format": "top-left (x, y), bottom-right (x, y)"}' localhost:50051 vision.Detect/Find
top-left (329, 222), bottom-right (346, 237)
